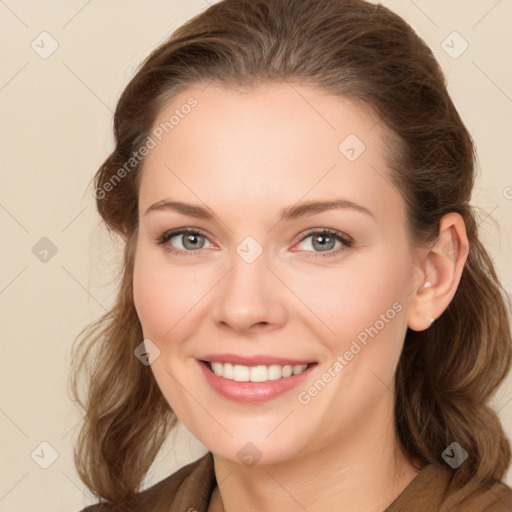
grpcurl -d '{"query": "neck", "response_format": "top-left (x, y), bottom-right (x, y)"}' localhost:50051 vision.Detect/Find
top-left (208, 395), bottom-right (422, 512)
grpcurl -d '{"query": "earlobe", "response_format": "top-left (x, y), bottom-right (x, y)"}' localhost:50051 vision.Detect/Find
top-left (421, 283), bottom-right (436, 326)
top-left (407, 213), bottom-right (469, 332)
top-left (407, 278), bottom-right (438, 331)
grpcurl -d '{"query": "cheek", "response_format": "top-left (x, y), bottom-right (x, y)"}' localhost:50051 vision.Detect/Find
top-left (290, 253), bottom-right (412, 390)
top-left (290, 259), bottom-right (405, 343)
top-left (132, 248), bottom-right (202, 340)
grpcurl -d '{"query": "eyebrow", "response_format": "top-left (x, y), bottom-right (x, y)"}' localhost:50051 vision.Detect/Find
top-left (145, 198), bottom-right (375, 221)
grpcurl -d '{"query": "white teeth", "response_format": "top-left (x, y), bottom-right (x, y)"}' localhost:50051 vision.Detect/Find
top-left (233, 364), bottom-right (250, 382)
top-left (282, 365), bottom-right (293, 378)
top-left (212, 362), bottom-right (223, 376)
top-left (250, 365), bottom-right (268, 382)
top-left (223, 362), bottom-right (234, 379)
top-left (268, 365), bottom-right (282, 380)
top-left (291, 364), bottom-right (307, 375)
top-left (209, 362), bottom-right (308, 382)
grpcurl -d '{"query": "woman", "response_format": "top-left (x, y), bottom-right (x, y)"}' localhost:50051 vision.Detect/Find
top-left (72, 0), bottom-right (512, 510)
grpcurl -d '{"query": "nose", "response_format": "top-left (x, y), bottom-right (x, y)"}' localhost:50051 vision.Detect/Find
top-left (211, 250), bottom-right (288, 333)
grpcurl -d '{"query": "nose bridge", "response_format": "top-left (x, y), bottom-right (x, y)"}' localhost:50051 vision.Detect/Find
top-left (212, 242), bottom-right (286, 331)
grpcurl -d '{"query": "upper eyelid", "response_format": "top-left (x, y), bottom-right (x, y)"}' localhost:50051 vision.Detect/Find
top-left (298, 228), bottom-right (351, 240)
top-left (161, 227), bottom-right (216, 246)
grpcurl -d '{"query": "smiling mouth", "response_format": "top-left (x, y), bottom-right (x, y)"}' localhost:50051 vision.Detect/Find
top-left (202, 361), bottom-right (313, 382)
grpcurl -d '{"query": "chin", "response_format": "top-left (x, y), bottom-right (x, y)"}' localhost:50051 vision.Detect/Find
top-left (206, 438), bottom-right (301, 467)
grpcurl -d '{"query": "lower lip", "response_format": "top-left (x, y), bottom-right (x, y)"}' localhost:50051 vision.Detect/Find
top-left (198, 361), bottom-right (315, 403)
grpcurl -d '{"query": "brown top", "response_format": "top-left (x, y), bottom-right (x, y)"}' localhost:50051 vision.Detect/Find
top-left (80, 453), bottom-right (512, 511)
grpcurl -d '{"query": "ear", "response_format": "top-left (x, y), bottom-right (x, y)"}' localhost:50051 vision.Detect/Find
top-left (407, 212), bottom-right (469, 332)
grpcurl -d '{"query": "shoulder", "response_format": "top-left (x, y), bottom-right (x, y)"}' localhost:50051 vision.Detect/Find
top-left (387, 463), bottom-right (512, 511)
top-left (77, 452), bottom-right (215, 512)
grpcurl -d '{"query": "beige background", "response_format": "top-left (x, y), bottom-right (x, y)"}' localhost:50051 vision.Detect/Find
top-left (0, 1), bottom-right (511, 510)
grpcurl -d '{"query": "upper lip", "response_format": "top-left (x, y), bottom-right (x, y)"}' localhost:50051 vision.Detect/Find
top-left (199, 354), bottom-right (315, 366)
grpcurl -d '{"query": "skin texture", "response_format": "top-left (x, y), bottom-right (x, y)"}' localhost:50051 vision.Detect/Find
top-left (132, 83), bottom-right (469, 512)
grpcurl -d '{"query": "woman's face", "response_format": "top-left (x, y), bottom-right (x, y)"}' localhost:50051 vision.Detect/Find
top-left (133, 83), bottom-right (422, 465)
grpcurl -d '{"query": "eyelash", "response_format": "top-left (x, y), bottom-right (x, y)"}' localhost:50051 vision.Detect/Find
top-left (156, 227), bottom-right (353, 259)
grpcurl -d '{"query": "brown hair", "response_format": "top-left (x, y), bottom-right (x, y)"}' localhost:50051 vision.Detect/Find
top-left (70, 0), bottom-right (512, 504)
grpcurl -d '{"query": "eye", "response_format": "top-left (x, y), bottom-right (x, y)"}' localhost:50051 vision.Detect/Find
top-left (293, 229), bottom-right (353, 258)
top-left (157, 228), bottom-right (214, 255)
top-left (156, 227), bottom-right (353, 259)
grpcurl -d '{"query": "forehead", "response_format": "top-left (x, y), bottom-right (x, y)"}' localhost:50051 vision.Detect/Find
top-left (139, 82), bottom-right (404, 228)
